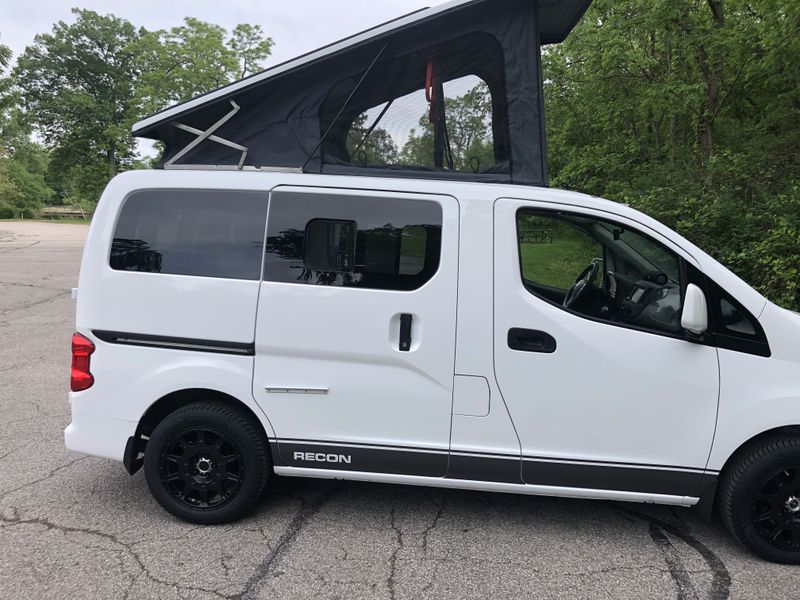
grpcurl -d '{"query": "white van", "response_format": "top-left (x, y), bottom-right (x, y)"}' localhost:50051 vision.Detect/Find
top-left (65, 169), bottom-right (800, 563)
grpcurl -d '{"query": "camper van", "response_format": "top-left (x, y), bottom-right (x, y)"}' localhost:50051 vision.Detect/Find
top-left (65, 0), bottom-right (800, 564)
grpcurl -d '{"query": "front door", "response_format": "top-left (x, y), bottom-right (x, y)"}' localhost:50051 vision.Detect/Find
top-left (493, 199), bottom-right (719, 499)
top-left (253, 186), bottom-right (459, 477)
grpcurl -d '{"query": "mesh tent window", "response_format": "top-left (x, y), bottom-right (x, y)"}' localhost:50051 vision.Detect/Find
top-left (318, 32), bottom-right (510, 177)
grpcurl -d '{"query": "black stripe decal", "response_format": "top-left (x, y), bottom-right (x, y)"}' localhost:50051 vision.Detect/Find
top-left (271, 439), bottom-right (713, 496)
top-left (275, 440), bottom-right (448, 477)
top-left (277, 437), bottom-right (454, 454)
top-left (522, 455), bottom-right (707, 473)
top-left (521, 460), bottom-right (705, 496)
top-left (448, 454), bottom-right (522, 484)
top-left (93, 330), bottom-right (255, 356)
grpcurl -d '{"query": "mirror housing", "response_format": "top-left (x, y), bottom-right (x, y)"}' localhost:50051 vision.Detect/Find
top-left (682, 283), bottom-right (709, 335)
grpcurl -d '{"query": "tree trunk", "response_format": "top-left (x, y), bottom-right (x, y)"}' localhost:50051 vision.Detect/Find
top-left (107, 146), bottom-right (117, 178)
top-left (669, 114), bottom-right (678, 166)
top-left (699, 0), bottom-right (725, 164)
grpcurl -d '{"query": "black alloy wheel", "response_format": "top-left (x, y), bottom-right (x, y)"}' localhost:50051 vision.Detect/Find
top-left (719, 434), bottom-right (800, 564)
top-left (159, 427), bottom-right (245, 510)
top-left (144, 401), bottom-right (270, 524)
top-left (751, 467), bottom-right (800, 552)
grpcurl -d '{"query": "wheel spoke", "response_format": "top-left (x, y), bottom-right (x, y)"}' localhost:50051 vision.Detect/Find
top-left (159, 426), bottom-right (245, 510)
top-left (772, 526), bottom-right (788, 543)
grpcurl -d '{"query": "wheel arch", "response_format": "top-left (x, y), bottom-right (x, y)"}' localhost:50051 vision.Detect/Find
top-left (123, 388), bottom-right (275, 475)
top-left (695, 424), bottom-right (800, 520)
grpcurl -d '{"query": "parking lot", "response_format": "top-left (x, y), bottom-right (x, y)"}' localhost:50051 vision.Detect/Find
top-left (0, 220), bottom-right (796, 599)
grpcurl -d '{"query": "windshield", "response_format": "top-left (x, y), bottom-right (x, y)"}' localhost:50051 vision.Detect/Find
top-left (597, 222), bottom-right (681, 284)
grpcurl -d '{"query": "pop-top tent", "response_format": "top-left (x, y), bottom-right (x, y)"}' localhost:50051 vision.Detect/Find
top-left (132, 0), bottom-right (591, 187)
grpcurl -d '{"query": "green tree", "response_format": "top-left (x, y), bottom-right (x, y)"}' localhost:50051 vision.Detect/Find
top-left (346, 113), bottom-right (399, 166)
top-left (14, 9), bottom-right (141, 205)
top-left (229, 24), bottom-right (274, 79)
top-left (0, 34), bottom-right (12, 120)
top-left (0, 33), bottom-right (54, 218)
top-left (12, 12), bottom-right (274, 209)
top-left (136, 18), bottom-right (274, 114)
top-left (543, 0), bottom-right (800, 308)
top-left (137, 18), bottom-right (235, 113)
top-left (0, 33), bottom-right (20, 152)
top-left (399, 82), bottom-right (494, 171)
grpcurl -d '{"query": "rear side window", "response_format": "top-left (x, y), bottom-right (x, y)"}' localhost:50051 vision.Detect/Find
top-left (110, 190), bottom-right (268, 280)
top-left (264, 191), bottom-right (442, 291)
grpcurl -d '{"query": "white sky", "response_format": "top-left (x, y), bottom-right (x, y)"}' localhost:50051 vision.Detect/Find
top-left (0, 0), bottom-right (441, 65)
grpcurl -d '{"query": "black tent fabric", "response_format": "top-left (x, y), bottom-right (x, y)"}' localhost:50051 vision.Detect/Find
top-left (133, 0), bottom-right (591, 187)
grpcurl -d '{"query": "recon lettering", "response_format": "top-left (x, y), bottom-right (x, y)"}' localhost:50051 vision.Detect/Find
top-left (294, 451), bottom-right (352, 464)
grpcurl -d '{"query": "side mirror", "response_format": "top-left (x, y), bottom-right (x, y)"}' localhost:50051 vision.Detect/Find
top-left (682, 284), bottom-right (709, 335)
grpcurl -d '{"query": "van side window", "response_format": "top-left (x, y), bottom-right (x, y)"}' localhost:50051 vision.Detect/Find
top-left (720, 298), bottom-right (757, 336)
top-left (110, 190), bottom-right (268, 280)
top-left (517, 210), bottom-right (685, 337)
top-left (705, 279), bottom-right (770, 356)
top-left (264, 191), bottom-right (442, 291)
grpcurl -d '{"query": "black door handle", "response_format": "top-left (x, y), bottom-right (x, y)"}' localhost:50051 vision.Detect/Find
top-left (508, 328), bottom-right (557, 353)
top-left (400, 314), bottom-right (412, 352)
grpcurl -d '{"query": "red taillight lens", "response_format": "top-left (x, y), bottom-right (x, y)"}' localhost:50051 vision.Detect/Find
top-left (71, 332), bottom-right (95, 392)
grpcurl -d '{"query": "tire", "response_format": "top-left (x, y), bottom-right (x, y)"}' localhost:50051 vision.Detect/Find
top-left (718, 434), bottom-right (800, 564)
top-left (144, 401), bottom-right (270, 524)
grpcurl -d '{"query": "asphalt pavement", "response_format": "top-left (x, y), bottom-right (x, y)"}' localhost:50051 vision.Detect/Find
top-left (0, 221), bottom-right (796, 599)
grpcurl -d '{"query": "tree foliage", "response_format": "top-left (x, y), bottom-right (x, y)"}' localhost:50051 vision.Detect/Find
top-left (544, 0), bottom-right (800, 308)
top-left (391, 83), bottom-right (494, 171)
top-left (346, 113), bottom-right (399, 166)
top-left (7, 10), bottom-right (273, 212)
top-left (228, 24), bottom-right (274, 80)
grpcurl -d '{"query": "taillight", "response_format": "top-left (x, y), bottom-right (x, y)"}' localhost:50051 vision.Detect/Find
top-left (71, 333), bottom-right (95, 392)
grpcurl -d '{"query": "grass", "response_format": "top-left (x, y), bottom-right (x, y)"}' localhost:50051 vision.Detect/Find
top-left (520, 238), bottom-right (599, 289)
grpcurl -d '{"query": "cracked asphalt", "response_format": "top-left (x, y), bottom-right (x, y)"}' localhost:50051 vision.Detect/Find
top-left (0, 221), bottom-right (797, 600)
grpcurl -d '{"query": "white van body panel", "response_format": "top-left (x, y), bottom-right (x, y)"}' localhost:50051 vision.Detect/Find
top-left (253, 186), bottom-right (459, 461)
top-left (66, 170), bottom-right (798, 506)
top-left (707, 301), bottom-right (800, 470)
top-left (493, 198), bottom-right (719, 489)
top-left (449, 192), bottom-right (521, 460)
top-left (76, 173), bottom-right (264, 343)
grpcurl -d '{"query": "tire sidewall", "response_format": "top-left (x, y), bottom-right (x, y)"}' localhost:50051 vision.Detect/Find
top-left (731, 445), bottom-right (800, 564)
top-left (144, 406), bottom-right (268, 524)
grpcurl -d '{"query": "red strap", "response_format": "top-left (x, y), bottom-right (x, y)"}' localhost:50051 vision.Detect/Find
top-left (425, 57), bottom-right (435, 123)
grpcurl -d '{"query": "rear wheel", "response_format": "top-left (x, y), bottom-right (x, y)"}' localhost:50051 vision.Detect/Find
top-left (144, 401), bottom-right (270, 524)
top-left (718, 434), bottom-right (800, 563)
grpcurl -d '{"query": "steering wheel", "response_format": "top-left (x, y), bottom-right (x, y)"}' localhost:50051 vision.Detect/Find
top-left (563, 260), bottom-right (601, 309)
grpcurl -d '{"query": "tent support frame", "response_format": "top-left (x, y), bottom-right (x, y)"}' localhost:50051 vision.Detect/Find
top-left (165, 100), bottom-right (249, 170)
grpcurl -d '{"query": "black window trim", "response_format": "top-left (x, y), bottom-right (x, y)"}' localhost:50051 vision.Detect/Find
top-left (703, 276), bottom-right (771, 358)
top-left (109, 187), bottom-right (270, 282)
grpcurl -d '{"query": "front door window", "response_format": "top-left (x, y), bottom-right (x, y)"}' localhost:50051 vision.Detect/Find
top-left (517, 210), bottom-right (685, 336)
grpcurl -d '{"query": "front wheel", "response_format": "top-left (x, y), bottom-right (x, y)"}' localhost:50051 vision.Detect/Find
top-left (718, 434), bottom-right (800, 563)
top-left (144, 401), bottom-right (270, 524)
